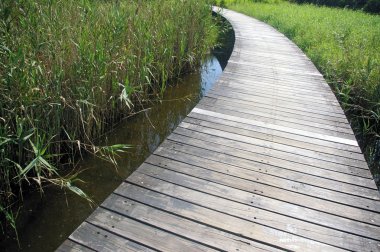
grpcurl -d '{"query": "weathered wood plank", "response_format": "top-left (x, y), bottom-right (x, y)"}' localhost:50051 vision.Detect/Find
top-left (126, 172), bottom-right (379, 251)
top-left (117, 181), bottom-right (344, 252)
top-left (169, 129), bottom-right (374, 186)
top-left (86, 208), bottom-right (215, 251)
top-left (198, 101), bottom-right (353, 134)
top-left (101, 194), bottom-right (281, 252)
top-left (154, 144), bottom-right (380, 203)
top-left (179, 121), bottom-right (364, 167)
top-left (56, 240), bottom-right (94, 252)
top-left (206, 92), bottom-right (349, 122)
top-left (184, 115), bottom-right (364, 161)
top-left (192, 107), bottom-right (358, 146)
top-left (68, 222), bottom-right (155, 252)
top-left (189, 106), bottom-right (360, 153)
top-left (137, 162), bottom-right (380, 242)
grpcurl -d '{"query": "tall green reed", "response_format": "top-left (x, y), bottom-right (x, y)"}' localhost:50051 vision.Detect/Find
top-left (0, 0), bottom-right (217, 234)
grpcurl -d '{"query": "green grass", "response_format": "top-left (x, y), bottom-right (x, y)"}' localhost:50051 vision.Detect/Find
top-left (219, 0), bottom-right (380, 185)
top-left (0, 0), bottom-right (217, 234)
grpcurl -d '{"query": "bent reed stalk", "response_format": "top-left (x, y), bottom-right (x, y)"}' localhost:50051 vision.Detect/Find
top-left (0, 0), bottom-right (218, 234)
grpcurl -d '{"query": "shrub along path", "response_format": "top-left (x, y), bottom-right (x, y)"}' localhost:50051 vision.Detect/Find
top-left (57, 8), bottom-right (380, 251)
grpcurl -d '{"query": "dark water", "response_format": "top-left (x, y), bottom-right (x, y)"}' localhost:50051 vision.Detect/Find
top-left (1, 56), bottom-right (225, 252)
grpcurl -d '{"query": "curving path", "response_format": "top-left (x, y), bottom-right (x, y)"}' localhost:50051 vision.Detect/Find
top-left (58, 8), bottom-right (380, 252)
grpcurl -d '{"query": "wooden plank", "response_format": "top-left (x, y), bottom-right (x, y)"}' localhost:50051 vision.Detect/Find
top-left (155, 144), bottom-right (379, 200)
top-left (216, 77), bottom-right (338, 101)
top-left (85, 208), bottom-right (214, 251)
top-left (171, 128), bottom-right (373, 185)
top-left (215, 77), bottom-right (337, 100)
top-left (56, 240), bottom-right (94, 252)
top-left (137, 161), bottom-right (380, 241)
top-left (208, 85), bottom-right (340, 112)
top-left (220, 72), bottom-right (329, 89)
top-left (101, 194), bottom-right (281, 252)
top-left (197, 103), bottom-right (355, 139)
top-left (206, 92), bottom-right (348, 122)
top-left (167, 132), bottom-right (376, 189)
top-left (68, 222), bottom-right (155, 252)
top-left (118, 181), bottom-right (343, 252)
top-left (154, 144), bottom-right (380, 203)
top-left (226, 60), bottom-right (324, 77)
top-left (191, 107), bottom-right (358, 146)
top-left (221, 72), bottom-right (337, 94)
top-left (184, 114), bottom-right (364, 161)
top-left (179, 121), bottom-right (366, 168)
top-left (188, 108), bottom-right (360, 153)
top-left (198, 101), bottom-right (352, 134)
top-left (126, 172), bottom-right (379, 252)
top-left (201, 95), bottom-right (348, 127)
top-left (203, 93), bottom-right (351, 135)
top-left (220, 73), bottom-right (332, 94)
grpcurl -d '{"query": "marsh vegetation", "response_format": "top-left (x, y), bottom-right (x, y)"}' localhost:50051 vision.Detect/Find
top-left (0, 0), bottom-right (218, 236)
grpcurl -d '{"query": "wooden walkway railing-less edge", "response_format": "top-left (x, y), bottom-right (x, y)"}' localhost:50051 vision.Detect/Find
top-left (57, 7), bottom-right (380, 252)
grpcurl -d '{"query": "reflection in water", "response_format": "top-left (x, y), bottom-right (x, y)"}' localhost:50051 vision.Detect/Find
top-left (1, 56), bottom-right (223, 252)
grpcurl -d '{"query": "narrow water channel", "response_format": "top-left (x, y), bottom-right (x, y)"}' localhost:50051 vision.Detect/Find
top-left (1, 19), bottom-right (234, 251)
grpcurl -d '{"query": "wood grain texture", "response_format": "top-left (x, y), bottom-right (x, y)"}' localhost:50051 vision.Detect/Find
top-left (57, 7), bottom-right (380, 252)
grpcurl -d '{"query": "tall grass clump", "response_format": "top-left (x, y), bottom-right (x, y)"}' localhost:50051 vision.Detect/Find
top-left (0, 0), bottom-right (217, 234)
top-left (221, 0), bottom-right (380, 186)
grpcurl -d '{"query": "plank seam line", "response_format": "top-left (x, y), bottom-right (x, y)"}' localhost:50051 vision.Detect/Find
top-left (180, 120), bottom-right (365, 165)
top-left (221, 71), bottom-right (333, 90)
top-left (95, 205), bottom-right (226, 252)
top-left (123, 181), bottom-right (322, 251)
top-left (153, 147), bottom-right (380, 200)
top-left (144, 158), bottom-right (380, 230)
top-left (216, 78), bottom-right (336, 98)
top-left (206, 92), bottom-right (348, 121)
top-left (206, 90), bottom-right (346, 118)
top-left (192, 108), bottom-right (358, 146)
top-left (110, 192), bottom-right (284, 252)
top-left (185, 115), bottom-right (364, 160)
top-left (208, 88), bottom-right (343, 115)
top-left (204, 95), bottom-right (349, 124)
top-left (127, 176), bottom-right (358, 250)
top-left (226, 60), bottom-right (322, 76)
top-left (173, 123), bottom-right (366, 171)
top-left (82, 220), bottom-right (161, 252)
top-left (209, 85), bottom-right (340, 106)
top-left (198, 103), bottom-right (352, 135)
top-left (152, 151), bottom-right (380, 204)
top-left (66, 238), bottom-right (96, 252)
top-left (169, 132), bottom-right (372, 185)
top-left (166, 136), bottom-right (375, 190)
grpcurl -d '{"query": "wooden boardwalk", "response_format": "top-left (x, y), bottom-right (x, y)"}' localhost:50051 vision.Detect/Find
top-left (58, 8), bottom-right (380, 252)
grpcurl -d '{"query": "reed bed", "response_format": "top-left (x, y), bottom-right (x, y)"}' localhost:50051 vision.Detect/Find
top-left (219, 0), bottom-right (380, 187)
top-left (0, 0), bottom-right (217, 234)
